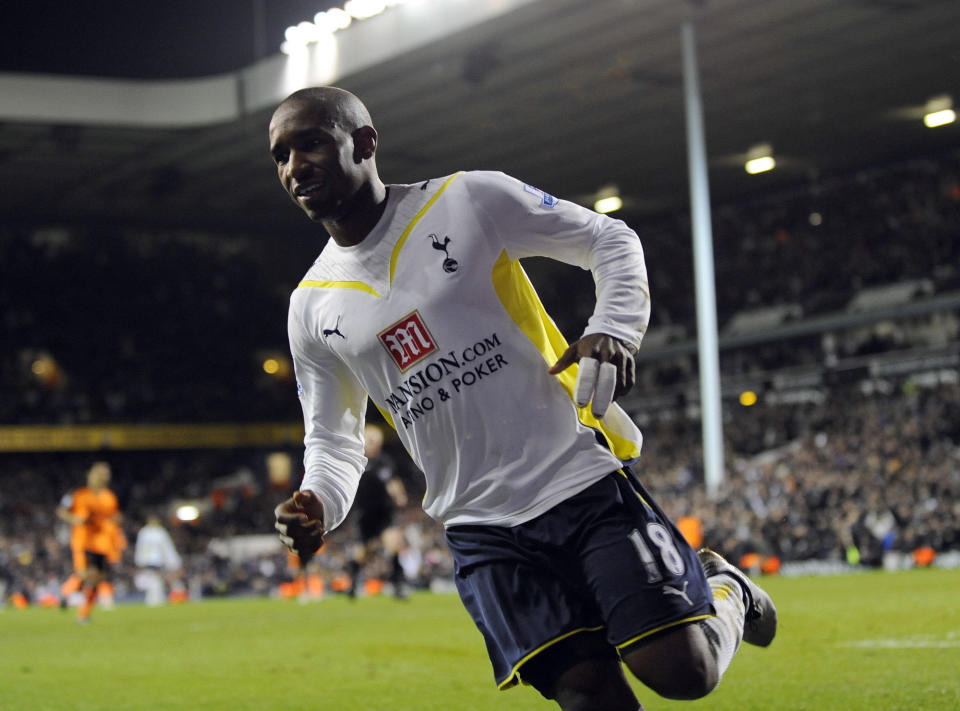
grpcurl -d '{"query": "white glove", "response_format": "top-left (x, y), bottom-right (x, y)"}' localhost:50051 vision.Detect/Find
top-left (573, 357), bottom-right (618, 418)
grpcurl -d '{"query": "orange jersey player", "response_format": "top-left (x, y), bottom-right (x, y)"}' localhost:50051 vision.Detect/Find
top-left (56, 461), bottom-right (124, 623)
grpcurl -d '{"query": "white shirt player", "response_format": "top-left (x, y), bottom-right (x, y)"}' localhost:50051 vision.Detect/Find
top-left (289, 170), bottom-right (650, 531)
top-left (134, 522), bottom-right (182, 571)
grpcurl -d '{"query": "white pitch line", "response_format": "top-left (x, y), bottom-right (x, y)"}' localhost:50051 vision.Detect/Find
top-left (842, 635), bottom-right (960, 649)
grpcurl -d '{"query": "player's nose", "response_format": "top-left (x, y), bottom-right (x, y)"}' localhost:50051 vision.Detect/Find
top-left (288, 149), bottom-right (313, 181)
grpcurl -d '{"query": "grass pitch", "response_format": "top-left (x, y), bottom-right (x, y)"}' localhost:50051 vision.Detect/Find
top-left (2, 569), bottom-right (958, 711)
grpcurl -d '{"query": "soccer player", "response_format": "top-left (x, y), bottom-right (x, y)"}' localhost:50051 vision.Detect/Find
top-left (134, 514), bottom-right (182, 606)
top-left (344, 423), bottom-right (409, 599)
top-left (56, 461), bottom-right (123, 623)
top-left (272, 87), bottom-right (776, 710)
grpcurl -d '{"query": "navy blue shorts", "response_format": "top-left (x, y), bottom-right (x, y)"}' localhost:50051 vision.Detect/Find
top-left (445, 470), bottom-right (714, 690)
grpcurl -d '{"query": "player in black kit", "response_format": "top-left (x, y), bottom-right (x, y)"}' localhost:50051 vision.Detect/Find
top-left (345, 424), bottom-right (408, 599)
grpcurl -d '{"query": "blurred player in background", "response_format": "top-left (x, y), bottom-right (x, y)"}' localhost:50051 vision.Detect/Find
top-left (272, 87), bottom-right (776, 710)
top-left (345, 423), bottom-right (408, 599)
top-left (56, 461), bottom-right (125, 623)
top-left (134, 514), bottom-right (182, 606)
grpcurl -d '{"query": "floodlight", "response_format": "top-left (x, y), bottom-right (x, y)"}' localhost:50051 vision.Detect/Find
top-left (594, 196), bottom-right (623, 214)
top-left (345, 0), bottom-right (386, 19)
top-left (263, 358), bottom-right (280, 375)
top-left (326, 7), bottom-right (353, 30)
top-left (745, 156), bottom-right (775, 174)
top-left (744, 143), bottom-right (775, 174)
top-left (924, 109), bottom-right (956, 128)
top-left (176, 505), bottom-right (200, 522)
top-left (314, 11), bottom-right (339, 34)
top-left (298, 21), bottom-right (322, 43)
top-left (923, 95), bottom-right (954, 128)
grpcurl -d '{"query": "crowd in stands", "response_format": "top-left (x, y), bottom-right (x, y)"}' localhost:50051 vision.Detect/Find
top-left (1, 225), bottom-right (315, 424)
top-left (1, 378), bottom-right (957, 606)
top-left (640, 381), bottom-right (960, 567)
top-left (2, 150), bottom-right (958, 604)
top-left (3, 152), bottom-right (960, 424)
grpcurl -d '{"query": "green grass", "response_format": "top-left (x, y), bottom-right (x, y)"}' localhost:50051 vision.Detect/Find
top-left (2, 569), bottom-right (958, 710)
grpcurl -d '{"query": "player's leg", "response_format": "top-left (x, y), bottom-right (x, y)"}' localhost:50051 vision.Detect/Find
top-left (347, 510), bottom-right (382, 598)
top-left (620, 621), bottom-right (719, 699)
top-left (445, 522), bottom-right (637, 709)
top-left (137, 566), bottom-right (166, 606)
top-left (699, 548), bottom-right (777, 647)
top-left (77, 552), bottom-right (105, 623)
top-left (519, 634), bottom-right (641, 711)
top-left (578, 472), bottom-right (775, 699)
top-left (97, 580), bottom-right (116, 609)
top-left (381, 526), bottom-right (407, 599)
top-left (61, 548), bottom-right (86, 608)
top-left (621, 549), bottom-right (777, 697)
top-left (346, 540), bottom-right (368, 598)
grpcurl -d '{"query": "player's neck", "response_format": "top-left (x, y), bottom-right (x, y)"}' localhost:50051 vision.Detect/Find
top-left (324, 181), bottom-right (389, 248)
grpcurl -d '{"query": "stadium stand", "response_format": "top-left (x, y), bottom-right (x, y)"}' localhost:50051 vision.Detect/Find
top-left (2, 152), bottom-right (958, 605)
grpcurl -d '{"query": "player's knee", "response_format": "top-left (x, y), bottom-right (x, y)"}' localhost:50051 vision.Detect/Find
top-left (629, 652), bottom-right (717, 700)
top-left (651, 650), bottom-right (718, 699)
top-left (623, 627), bottom-right (719, 700)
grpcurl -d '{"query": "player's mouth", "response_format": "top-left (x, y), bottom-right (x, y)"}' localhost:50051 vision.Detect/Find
top-left (293, 181), bottom-right (326, 201)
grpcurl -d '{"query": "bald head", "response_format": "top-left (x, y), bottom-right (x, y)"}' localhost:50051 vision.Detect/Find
top-left (269, 86), bottom-right (387, 245)
top-left (275, 86), bottom-right (374, 134)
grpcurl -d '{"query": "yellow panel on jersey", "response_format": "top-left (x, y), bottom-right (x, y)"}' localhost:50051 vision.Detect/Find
top-left (371, 402), bottom-right (396, 431)
top-left (297, 280), bottom-right (381, 297)
top-left (389, 171), bottom-right (464, 286)
top-left (490, 250), bottom-right (641, 461)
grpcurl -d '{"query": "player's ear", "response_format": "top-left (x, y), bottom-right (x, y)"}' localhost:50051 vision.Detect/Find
top-left (353, 126), bottom-right (378, 162)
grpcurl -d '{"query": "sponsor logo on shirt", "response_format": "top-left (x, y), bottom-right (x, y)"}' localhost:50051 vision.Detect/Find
top-left (429, 233), bottom-right (459, 273)
top-left (378, 310), bottom-right (438, 371)
top-left (523, 183), bottom-right (558, 208)
top-left (382, 331), bottom-right (510, 430)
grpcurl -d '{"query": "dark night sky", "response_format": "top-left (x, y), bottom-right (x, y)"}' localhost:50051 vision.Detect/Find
top-left (2, 0), bottom-right (343, 79)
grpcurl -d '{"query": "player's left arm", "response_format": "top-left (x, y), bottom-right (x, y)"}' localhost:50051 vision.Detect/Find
top-left (470, 171), bottom-right (650, 415)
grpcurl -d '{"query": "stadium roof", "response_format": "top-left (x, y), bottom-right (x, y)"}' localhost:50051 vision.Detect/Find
top-left (1, 0), bottom-right (958, 236)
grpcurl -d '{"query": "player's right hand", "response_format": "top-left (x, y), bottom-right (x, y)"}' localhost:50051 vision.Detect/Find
top-left (274, 490), bottom-right (326, 564)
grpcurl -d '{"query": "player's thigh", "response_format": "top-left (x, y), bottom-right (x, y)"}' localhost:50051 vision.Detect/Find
top-left (380, 525), bottom-right (404, 553)
top-left (578, 475), bottom-right (713, 652)
top-left (84, 551), bottom-right (109, 580)
top-left (448, 525), bottom-right (612, 691)
top-left (620, 622), bottom-right (718, 700)
top-left (537, 655), bottom-right (640, 711)
top-left (72, 547), bottom-right (87, 572)
top-left (517, 629), bottom-right (638, 709)
top-left (358, 510), bottom-right (390, 543)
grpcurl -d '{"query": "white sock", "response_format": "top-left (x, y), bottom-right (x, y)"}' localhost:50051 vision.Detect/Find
top-left (697, 573), bottom-right (746, 681)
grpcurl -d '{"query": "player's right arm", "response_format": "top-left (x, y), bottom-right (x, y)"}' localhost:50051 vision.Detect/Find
top-left (274, 293), bottom-right (369, 560)
top-left (56, 492), bottom-right (86, 526)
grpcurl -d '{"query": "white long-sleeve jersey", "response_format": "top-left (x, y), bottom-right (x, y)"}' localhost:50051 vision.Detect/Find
top-left (289, 170), bottom-right (650, 530)
top-left (134, 524), bottom-right (181, 571)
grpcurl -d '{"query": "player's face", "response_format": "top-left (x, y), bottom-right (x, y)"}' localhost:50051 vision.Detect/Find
top-left (88, 463), bottom-right (110, 489)
top-left (268, 101), bottom-right (365, 222)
